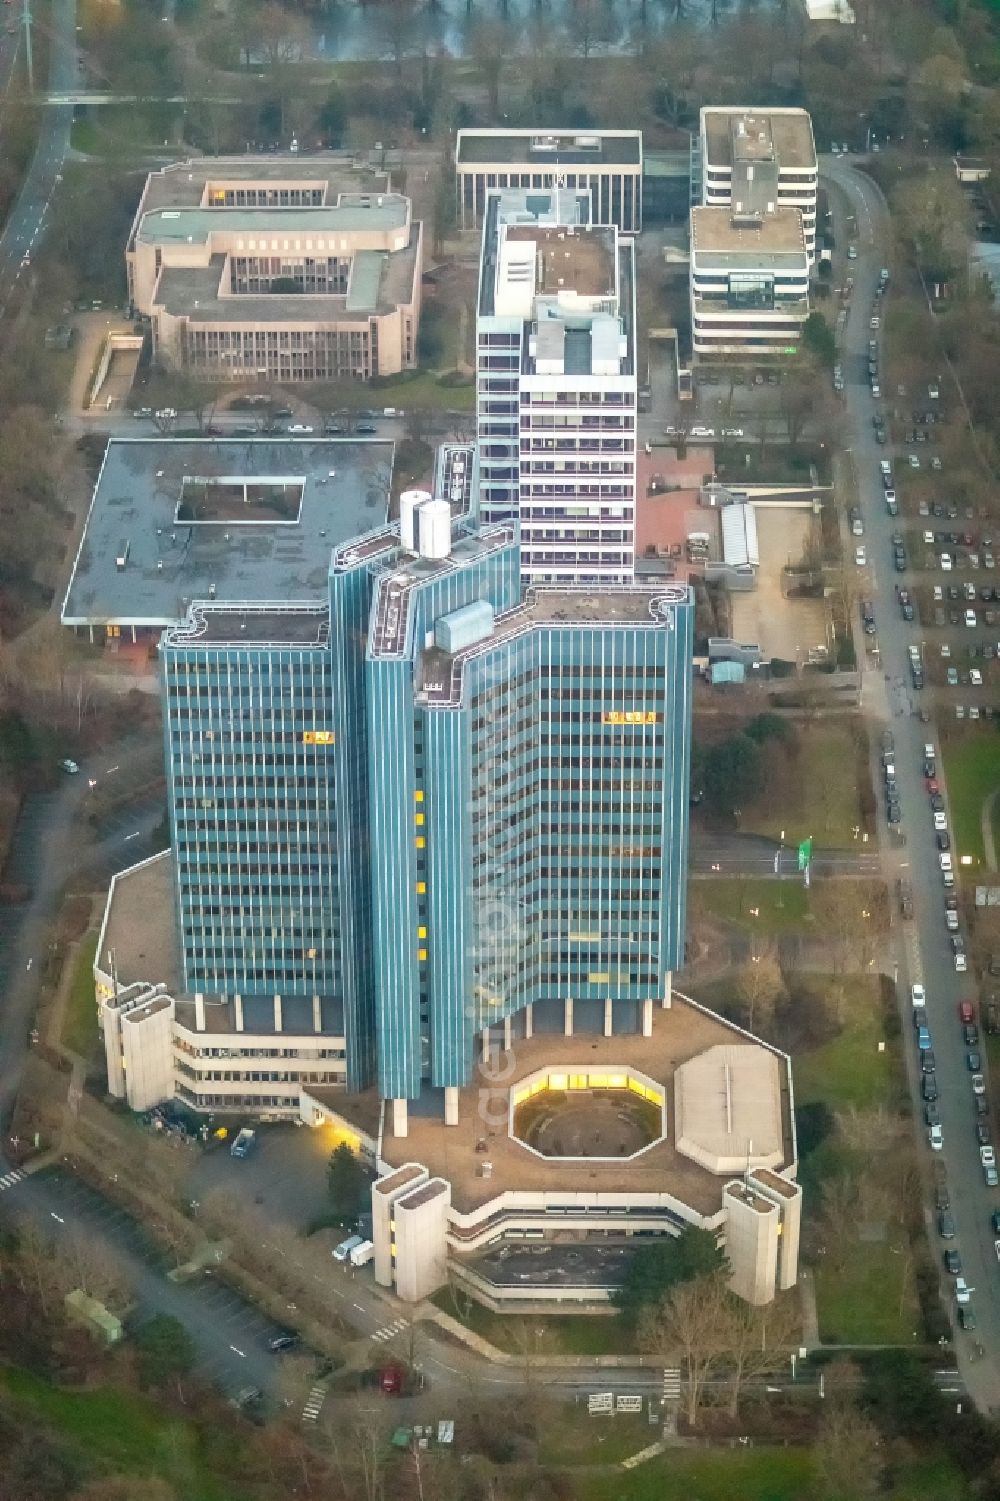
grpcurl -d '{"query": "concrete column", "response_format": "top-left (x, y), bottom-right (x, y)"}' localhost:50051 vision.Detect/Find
top-left (274, 994), bottom-right (283, 1032)
top-left (642, 997), bottom-right (653, 1037)
top-left (234, 994), bottom-right (244, 1032)
top-left (604, 998), bottom-right (613, 1038)
top-left (564, 997), bottom-right (573, 1036)
top-left (503, 1015), bottom-right (512, 1052)
top-left (524, 1003), bottom-right (533, 1040)
top-left (312, 994), bottom-right (322, 1034)
top-left (662, 969), bottom-right (673, 1010)
top-left (481, 1029), bottom-right (490, 1064)
top-left (392, 1097), bottom-right (408, 1138)
top-left (444, 1086), bottom-right (459, 1126)
top-left (195, 992), bottom-right (205, 1031)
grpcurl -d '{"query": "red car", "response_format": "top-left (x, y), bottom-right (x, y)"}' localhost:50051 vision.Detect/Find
top-left (379, 1364), bottom-right (404, 1395)
top-left (960, 1000), bottom-right (976, 1024)
top-left (926, 778), bottom-right (940, 794)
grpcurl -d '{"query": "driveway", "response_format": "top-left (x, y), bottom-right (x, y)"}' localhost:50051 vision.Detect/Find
top-left (824, 154), bottom-right (1000, 1409)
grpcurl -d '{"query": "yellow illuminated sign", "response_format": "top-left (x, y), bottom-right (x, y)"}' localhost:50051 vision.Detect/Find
top-left (303, 730), bottom-right (335, 744)
top-left (602, 711), bottom-right (660, 726)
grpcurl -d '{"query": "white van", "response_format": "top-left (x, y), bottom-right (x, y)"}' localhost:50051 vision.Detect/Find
top-left (333, 1234), bottom-right (364, 1263)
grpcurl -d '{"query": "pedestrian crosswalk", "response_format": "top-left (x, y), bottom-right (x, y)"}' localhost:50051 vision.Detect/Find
top-left (0, 1169), bottom-right (25, 1194)
top-left (370, 1317), bottom-right (408, 1343)
top-left (301, 1383), bottom-right (326, 1426)
top-left (662, 1368), bottom-right (681, 1402)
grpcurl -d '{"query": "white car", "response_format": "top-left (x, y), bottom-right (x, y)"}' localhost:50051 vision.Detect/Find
top-left (870, 315), bottom-right (880, 329)
top-left (973, 1073), bottom-right (986, 1096)
top-left (855, 546), bottom-right (867, 567)
top-left (848, 244), bottom-right (858, 259)
top-left (929, 384), bottom-right (940, 399)
top-left (59, 759), bottom-right (80, 775)
top-left (940, 643), bottom-right (951, 658)
top-left (689, 425), bottom-right (715, 439)
top-left (971, 668), bottom-right (983, 686)
top-left (909, 453), bottom-right (920, 469)
top-left (288, 424), bottom-right (314, 434)
top-left (981, 1146), bottom-right (995, 1168)
top-left (941, 554), bottom-right (953, 571)
top-left (965, 610), bottom-right (978, 628)
top-left (911, 983), bottom-right (926, 1010)
top-left (956, 953), bottom-right (967, 972)
top-left (852, 518), bottom-right (864, 537)
top-left (934, 812), bottom-right (948, 831)
top-left (721, 426), bottom-right (744, 439)
top-left (955, 1277), bottom-right (972, 1305)
top-left (929, 1123), bottom-right (944, 1151)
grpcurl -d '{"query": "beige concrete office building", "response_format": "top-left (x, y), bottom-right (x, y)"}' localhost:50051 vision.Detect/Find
top-left (699, 108), bottom-right (818, 261)
top-left (127, 157), bottom-right (422, 383)
top-left (690, 206), bottom-right (811, 358)
top-left (456, 129), bottom-right (643, 234)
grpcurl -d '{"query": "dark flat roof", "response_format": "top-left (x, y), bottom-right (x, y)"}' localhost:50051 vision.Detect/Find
top-left (62, 438), bottom-right (393, 628)
top-left (457, 129), bottom-right (641, 168)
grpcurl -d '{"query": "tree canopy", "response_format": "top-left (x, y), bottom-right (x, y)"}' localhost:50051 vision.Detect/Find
top-left (613, 1227), bottom-right (728, 1327)
top-left (328, 1142), bottom-right (367, 1221)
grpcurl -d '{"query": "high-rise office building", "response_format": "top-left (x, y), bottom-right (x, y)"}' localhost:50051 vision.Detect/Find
top-left (475, 188), bottom-right (637, 585)
top-left (698, 108), bottom-right (818, 262)
top-left (93, 441), bottom-right (801, 1309)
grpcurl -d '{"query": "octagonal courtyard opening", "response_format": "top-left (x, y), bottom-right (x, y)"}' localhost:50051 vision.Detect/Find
top-left (510, 1067), bottom-right (666, 1161)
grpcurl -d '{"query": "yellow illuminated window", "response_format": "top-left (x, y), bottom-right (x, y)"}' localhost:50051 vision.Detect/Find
top-left (416, 881), bottom-right (426, 894)
top-left (418, 948), bottom-right (427, 960)
top-left (418, 926), bottom-right (427, 938)
top-left (303, 730), bottom-right (335, 745)
top-left (415, 813), bottom-right (425, 826)
top-left (415, 790), bottom-right (424, 802)
top-left (549, 1073), bottom-right (568, 1092)
top-left (416, 836), bottom-right (426, 849)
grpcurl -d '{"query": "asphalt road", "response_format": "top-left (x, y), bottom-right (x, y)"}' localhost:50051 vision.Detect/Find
top-left (689, 829), bottom-right (880, 879)
top-left (0, 0), bottom-right (76, 307)
top-left (823, 155), bottom-right (1000, 1407)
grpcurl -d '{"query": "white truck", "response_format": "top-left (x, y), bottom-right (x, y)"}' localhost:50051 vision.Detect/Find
top-left (349, 1239), bottom-right (375, 1268)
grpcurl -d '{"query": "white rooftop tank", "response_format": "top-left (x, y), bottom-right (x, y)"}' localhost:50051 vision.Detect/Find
top-left (399, 488), bottom-right (432, 551)
top-left (418, 499), bottom-right (452, 560)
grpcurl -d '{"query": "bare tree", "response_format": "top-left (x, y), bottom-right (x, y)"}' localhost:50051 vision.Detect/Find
top-left (638, 1272), bottom-right (732, 1428)
top-left (328, 1396), bottom-right (394, 1501)
top-left (735, 940), bottom-right (784, 1035)
top-left (724, 1293), bottom-right (800, 1416)
top-left (815, 1402), bottom-right (885, 1500)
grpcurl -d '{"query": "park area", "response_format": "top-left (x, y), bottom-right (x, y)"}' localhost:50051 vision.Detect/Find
top-left (942, 734), bottom-right (1000, 867)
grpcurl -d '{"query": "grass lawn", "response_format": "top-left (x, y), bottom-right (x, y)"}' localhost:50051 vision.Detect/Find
top-left (61, 933), bottom-right (100, 1059)
top-left (739, 722), bottom-right (863, 849)
top-left (538, 1409), bottom-right (652, 1467)
top-left (341, 369), bottom-right (475, 412)
top-left (431, 1288), bottom-right (631, 1356)
top-left (574, 1448), bottom-right (969, 1501)
top-left (693, 877), bottom-right (812, 934)
top-left (573, 1447), bottom-right (814, 1501)
top-left (1, 1367), bottom-right (235, 1501)
top-left (942, 735), bottom-right (1000, 866)
top-left (813, 1238), bottom-right (921, 1345)
top-left (793, 976), bottom-right (897, 1112)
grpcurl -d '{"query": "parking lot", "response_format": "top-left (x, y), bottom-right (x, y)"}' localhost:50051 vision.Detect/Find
top-left (9, 1166), bottom-right (290, 1400)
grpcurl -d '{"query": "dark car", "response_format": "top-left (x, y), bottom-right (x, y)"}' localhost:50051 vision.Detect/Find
top-left (944, 1249), bottom-right (963, 1274)
top-left (936, 833), bottom-right (951, 852)
top-left (921, 1049), bottom-right (937, 1073)
top-left (964, 1024), bottom-right (980, 1047)
top-left (976, 1123), bottom-right (992, 1147)
top-left (925, 1102), bottom-right (941, 1127)
top-left (958, 1306), bottom-right (977, 1332)
top-left (968, 1051), bottom-right (983, 1070)
top-left (356, 423), bottom-right (377, 434)
top-left (268, 1332), bottom-right (301, 1353)
top-left (991, 1209), bottom-right (1000, 1236)
top-left (976, 1094), bottom-right (990, 1118)
top-left (938, 1210), bottom-right (956, 1238)
top-left (930, 794), bottom-right (945, 812)
top-left (923, 1073), bottom-right (939, 1102)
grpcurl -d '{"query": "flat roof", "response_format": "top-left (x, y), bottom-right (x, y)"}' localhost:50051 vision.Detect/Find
top-left (691, 206), bottom-right (807, 257)
top-left (134, 155), bottom-right (391, 216)
top-left (101, 852), bottom-right (180, 995)
top-left (381, 996), bottom-right (795, 1217)
top-left (137, 197), bottom-right (408, 248)
top-left (163, 605), bottom-right (329, 649)
top-left (62, 438), bottom-right (393, 628)
top-left (505, 224), bottom-right (616, 299)
top-left (398, 1178), bottom-right (449, 1211)
top-left (457, 129), bottom-right (641, 168)
top-left (702, 108), bottom-right (816, 171)
top-left (374, 1164), bottom-right (426, 1197)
